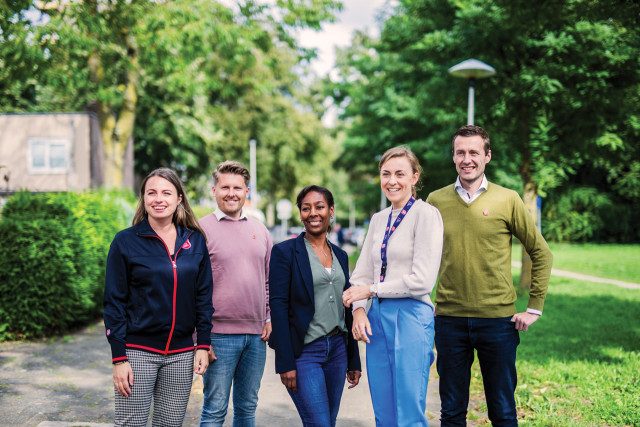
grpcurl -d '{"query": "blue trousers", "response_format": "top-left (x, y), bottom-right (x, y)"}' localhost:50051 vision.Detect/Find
top-left (434, 316), bottom-right (520, 427)
top-left (367, 298), bottom-right (435, 427)
top-left (288, 333), bottom-right (348, 427)
top-left (200, 334), bottom-right (266, 427)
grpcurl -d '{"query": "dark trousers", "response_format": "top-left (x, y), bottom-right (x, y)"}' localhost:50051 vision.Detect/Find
top-left (435, 316), bottom-right (520, 427)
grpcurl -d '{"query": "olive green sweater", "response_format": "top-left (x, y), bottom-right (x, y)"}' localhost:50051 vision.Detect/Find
top-left (427, 182), bottom-right (552, 318)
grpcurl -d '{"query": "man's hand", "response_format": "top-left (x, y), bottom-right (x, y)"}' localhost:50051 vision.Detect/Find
top-left (261, 322), bottom-right (272, 341)
top-left (207, 346), bottom-right (217, 363)
top-left (510, 312), bottom-right (539, 332)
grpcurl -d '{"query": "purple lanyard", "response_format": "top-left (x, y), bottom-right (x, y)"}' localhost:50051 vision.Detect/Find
top-left (379, 196), bottom-right (415, 282)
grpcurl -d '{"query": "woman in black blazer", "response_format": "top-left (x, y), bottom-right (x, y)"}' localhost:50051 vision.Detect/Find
top-left (269, 185), bottom-right (361, 427)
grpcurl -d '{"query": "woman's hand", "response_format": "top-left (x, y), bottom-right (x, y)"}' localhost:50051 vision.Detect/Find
top-left (194, 348), bottom-right (209, 375)
top-left (280, 370), bottom-right (297, 394)
top-left (352, 308), bottom-right (372, 343)
top-left (342, 285), bottom-right (373, 307)
top-left (113, 362), bottom-right (133, 397)
top-left (346, 370), bottom-right (361, 389)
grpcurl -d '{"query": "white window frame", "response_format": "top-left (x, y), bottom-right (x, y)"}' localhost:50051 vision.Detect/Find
top-left (26, 138), bottom-right (70, 174)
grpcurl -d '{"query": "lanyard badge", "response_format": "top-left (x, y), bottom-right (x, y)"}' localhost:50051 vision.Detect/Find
top-left (379, 196), bottom-right (415, 282)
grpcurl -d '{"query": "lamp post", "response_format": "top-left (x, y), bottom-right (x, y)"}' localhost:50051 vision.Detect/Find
top-left (448, 59), bottom-right (496, 125)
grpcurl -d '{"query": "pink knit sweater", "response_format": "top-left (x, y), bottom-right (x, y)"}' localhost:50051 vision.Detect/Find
top-left (199, 212), bottom-right (272, 334)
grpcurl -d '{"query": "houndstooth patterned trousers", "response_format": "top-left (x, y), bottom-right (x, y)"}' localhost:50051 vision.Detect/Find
top-left (114, 349), bottom-right (194, 427)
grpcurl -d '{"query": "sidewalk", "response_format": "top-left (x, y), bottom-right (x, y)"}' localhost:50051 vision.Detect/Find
top-left (0, 321), bottom-right (442, 426)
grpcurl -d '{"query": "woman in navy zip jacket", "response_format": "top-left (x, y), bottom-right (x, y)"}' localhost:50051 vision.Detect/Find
top-left (104, 168), bottom-right (214, 427)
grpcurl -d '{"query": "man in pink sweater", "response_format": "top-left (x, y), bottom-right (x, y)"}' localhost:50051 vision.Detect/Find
top-left (198, 161), bottom-right (273, 427)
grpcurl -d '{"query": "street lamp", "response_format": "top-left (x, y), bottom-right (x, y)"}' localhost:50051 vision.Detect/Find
top-left (448, 59), bottom-right (496, 125)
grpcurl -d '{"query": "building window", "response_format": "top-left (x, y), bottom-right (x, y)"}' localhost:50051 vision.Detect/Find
top-left (27, 138), bottom-right (69, 174)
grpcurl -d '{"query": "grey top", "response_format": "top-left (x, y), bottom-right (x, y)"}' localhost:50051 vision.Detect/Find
top-left (303, 239), bottom-right (347, 344)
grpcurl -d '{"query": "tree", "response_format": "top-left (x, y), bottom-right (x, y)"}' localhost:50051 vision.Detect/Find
top-left (2, 0), bottom-right (345, 202)
top-left (330, 0), bottom-right (640, 285)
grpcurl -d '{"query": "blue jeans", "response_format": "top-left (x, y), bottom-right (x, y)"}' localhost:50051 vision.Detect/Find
top-left (288, 333), bottom-right (348, 427)
top-left (435, 316), bottom-right (520, 427)
top-left (367, 298), bottom-right (434, 427)
top-left (200, 334), bottom-right (266, 427)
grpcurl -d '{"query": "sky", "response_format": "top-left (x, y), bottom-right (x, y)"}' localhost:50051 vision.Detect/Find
top-left (294, 0), bottom-right (390, 77)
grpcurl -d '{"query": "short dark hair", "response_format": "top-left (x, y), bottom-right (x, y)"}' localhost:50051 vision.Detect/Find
top-left (296, 185), bottom-right (335, 210)
top-left (452, 125), bottom-right (490, 154)
top-left (212, 161), bottom-right (250, 187)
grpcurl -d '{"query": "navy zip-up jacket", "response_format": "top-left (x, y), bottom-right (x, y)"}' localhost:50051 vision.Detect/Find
top-left (103, 218), bottom-right (214, 363)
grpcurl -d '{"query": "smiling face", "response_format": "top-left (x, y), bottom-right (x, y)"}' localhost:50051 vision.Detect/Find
top-left (144, 176), bottom-right (182, 225)
top-left (453, 134), bottom-right (491, 192)
top-left (212, 172), bottom-right (249, 220)
top-left (299, 191), bottom-right (334, 237)
top-left (380, 155), bottom-right (419, 209)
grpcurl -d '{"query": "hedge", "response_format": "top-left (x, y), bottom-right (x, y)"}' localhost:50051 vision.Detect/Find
top-left (0, 190), bottom-right (133, 341)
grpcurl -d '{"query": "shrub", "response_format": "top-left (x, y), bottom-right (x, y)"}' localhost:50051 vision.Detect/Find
top-left (0, 190), bottom-right (131, 341)
top-left (543, 187), bottom-right (640, 243)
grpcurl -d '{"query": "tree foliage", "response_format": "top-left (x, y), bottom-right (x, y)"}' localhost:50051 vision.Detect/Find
top-left (329, 0), bottom-right (640, 241)
top-left (1, 0), bottom-right (343, 209)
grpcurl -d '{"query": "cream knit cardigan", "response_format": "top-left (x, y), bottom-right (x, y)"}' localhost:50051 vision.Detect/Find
top-left (351, 199), bottom-right (443, 311)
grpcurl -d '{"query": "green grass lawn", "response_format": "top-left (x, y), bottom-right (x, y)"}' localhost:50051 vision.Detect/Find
top-left (513, 274), bottom-right (640, 426)
top-left (456, 265), bottom-right (640, 426)
top-left (512, 242), bottom-right (640, 283)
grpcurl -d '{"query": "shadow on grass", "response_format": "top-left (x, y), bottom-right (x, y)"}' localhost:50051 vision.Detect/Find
top-left (516, 278), bottom-right (640, 365)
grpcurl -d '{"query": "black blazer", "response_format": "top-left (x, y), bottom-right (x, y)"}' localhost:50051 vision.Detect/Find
top-left (268, 232), bottom-right (361, 374)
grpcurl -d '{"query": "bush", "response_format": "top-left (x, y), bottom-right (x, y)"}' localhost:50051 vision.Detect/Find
top-left (0, 190), bottom-right (132, 341)
top-left (543, 187), bottom-right (640, 243)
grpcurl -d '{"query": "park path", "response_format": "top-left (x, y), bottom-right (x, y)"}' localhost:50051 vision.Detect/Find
top-left (6, 262), bottom-right (632, 426)
top-left (511, 261), bottom-right (640, 289)
top-left (0, 320), bottom-right (444, 426)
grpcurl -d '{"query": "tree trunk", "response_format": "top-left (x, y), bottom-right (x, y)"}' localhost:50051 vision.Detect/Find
top-left (519, 106), bottom-right (537, 292)
top-left (88, 27), bottom-right (138, 189)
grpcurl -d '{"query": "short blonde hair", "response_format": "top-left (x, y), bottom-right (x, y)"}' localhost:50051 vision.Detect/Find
top-left (212, 161), bottom-right (250, 187)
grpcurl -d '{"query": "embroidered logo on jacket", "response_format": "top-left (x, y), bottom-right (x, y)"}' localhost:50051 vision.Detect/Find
top-left (182, 239), bottom-right (191, 249)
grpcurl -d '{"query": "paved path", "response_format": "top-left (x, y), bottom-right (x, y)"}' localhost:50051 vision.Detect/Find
top-left (511, 261), bottom-right (640, 289)
top-left (0, 321), bottom-right (443, 426)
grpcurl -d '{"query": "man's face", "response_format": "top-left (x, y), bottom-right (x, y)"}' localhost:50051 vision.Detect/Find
top-left (453, 135), bottom-right (491, 188)
top-left (212, 173), bottom-right (249, 219)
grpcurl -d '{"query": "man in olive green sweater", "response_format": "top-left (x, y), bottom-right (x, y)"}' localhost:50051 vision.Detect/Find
top-left (427, 125), bottom-right (552, 427)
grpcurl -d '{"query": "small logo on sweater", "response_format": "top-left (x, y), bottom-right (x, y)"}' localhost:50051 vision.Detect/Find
top-left (252, 234), bottom-right (256, 239)
top-left (483, 210), bottom-right (489, 216)
top-left (106, 329), bottom-right (111, 336)
top-left (182, 239), bottom-right (191, 249)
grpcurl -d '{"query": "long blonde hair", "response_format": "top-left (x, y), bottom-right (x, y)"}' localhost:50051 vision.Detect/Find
top-left (132, 168), bottom-right (204, 236)
top-left (378, 146), bottom-right (423, 197)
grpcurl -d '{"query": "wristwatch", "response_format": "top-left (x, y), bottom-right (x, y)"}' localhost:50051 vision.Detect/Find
top-left (369, 284), bottom-right (378, 297)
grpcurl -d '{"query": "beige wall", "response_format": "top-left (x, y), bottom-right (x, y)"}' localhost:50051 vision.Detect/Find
top-left (0, 113), bottom-right (92, 192)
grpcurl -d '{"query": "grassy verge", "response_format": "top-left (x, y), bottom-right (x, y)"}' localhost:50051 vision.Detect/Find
top-left (462, 270), bottom-right (640, 426)
top-left (512, 242), bottom-right (640, 283)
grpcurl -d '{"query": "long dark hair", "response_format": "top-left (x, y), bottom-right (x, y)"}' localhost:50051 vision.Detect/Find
top-left (132, 168), bottom-right (204, 235)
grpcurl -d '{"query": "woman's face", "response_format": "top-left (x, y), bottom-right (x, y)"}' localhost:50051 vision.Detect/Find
top-left (380, 155), bottom-right (418, 209)
top-left (299, 191), bottom-right (334, 237)
top-left (143, 176), bottom-right (182, 224)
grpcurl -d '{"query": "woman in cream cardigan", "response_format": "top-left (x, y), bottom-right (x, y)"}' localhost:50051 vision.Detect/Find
top-left (343, 146), bottom-right (443, 426)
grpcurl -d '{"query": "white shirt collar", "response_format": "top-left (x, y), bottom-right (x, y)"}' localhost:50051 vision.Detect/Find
top-left (455, 175), bottom-right (488, 203)
top-left (214, 208), bottom-right (247, 221)
top-left (455, 174), bottom-right (488, 191)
